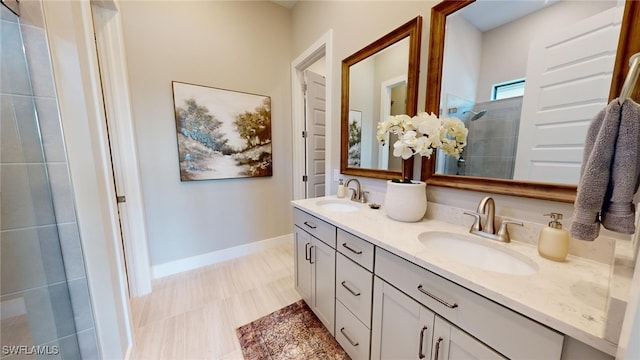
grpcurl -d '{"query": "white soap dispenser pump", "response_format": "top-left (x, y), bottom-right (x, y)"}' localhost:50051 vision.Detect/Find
top-left (538, 213), bottom-right (570, 262)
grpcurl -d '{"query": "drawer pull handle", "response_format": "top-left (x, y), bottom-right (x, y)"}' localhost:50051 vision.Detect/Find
top-left (304, 242), bottom-right (311, 261)
top-left (342, 242), bottom-right (363, 255)
top-left (303, 221), bottom-right (317, 229)
top-left (309, 246), bottom-right (315, 264)
top-left (418, 326), bottom-right (428, 359)
top-left (417, 285), bottom-right (458, 309)
top-left (341, 281), bottom-right (361, 296)
top-left (434, 337), bottom-right (443, 360)
top-left (340, 327), bottom-right (359, 347)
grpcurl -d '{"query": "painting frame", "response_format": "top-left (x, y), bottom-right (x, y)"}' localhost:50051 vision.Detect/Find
top-left (172, 81), bottom-right (273, 181)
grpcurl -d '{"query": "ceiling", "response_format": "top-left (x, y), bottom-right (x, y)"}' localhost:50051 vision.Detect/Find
top-left (271, 0), bottom-right (298, 9)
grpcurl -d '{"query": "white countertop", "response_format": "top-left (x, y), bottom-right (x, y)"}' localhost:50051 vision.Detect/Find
top-left (292, 196), bottom-right (621, 356)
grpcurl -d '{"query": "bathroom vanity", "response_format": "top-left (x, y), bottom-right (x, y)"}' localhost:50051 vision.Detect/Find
top-left (292, 196), bottom-right (631, 359)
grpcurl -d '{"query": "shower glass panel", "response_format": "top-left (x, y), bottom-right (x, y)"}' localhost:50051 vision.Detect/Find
top-left (1, 2), bottom-right (99, 359)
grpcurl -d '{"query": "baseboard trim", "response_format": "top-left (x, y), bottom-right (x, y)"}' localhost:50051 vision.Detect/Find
top-left (152, 234), bottom-right (293, 279)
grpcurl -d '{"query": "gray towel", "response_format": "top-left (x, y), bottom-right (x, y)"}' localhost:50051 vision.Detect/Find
top-left (570, 99), bottom-right (640, 241)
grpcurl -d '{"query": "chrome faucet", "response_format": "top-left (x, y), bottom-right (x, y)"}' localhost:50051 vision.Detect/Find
top-left (464, 196), bottom-right (523, 243)
top-left (345, 178), bottom-right (368, 203)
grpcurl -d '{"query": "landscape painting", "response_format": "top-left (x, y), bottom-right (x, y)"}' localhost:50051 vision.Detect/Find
top-left (172, 81), bottom-right (272, 181)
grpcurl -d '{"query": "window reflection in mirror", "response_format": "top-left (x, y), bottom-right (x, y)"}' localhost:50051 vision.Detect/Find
top-left (434, 0), bottom-right (621, 185)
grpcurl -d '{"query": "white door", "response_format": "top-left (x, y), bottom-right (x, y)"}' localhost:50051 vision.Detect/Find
top-left (513, 5), bottom-right (623, 184)
top-left (304, 70), bottom-right (326, 198)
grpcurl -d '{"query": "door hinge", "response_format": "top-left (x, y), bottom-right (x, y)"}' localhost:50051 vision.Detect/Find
top-left (302, 82), bottom-right (307, 92)
top-left (302, 175), bottom-right (308, 182)
top-left (302, 130), bottom-right (308, 138)
top-left (116, 195), bottom-right (127, 203)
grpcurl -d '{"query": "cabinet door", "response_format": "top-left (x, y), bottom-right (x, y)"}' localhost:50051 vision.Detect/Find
top-left (371, 277), bottom-right (435, 360)
top-left (311, 237), bottom-right (336, 336)
top-left (294, 227), bottom-right (312, 304)
top-left (432, 317), bottom-right (506, 360)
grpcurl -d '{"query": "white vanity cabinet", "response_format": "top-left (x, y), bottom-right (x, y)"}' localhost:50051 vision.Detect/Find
top-left (371, 277), bottom-right (505, 360)
top-left (375, 247), bottom-right (565, 359)
top-left (293, 209), bottom-right (336, 335)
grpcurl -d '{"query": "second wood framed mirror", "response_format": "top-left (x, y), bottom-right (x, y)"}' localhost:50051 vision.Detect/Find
top-left (422, 0), bottom-right (640, 202)
top-left (340, 16), bottom-right (422, 180)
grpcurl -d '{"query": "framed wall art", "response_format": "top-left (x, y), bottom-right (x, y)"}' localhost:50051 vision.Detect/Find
top-left (172, 81), bottom-right (272, 181)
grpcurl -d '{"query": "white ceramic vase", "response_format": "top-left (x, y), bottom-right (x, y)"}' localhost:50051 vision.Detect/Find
top-left (384, 180), bottom-right (427, 222)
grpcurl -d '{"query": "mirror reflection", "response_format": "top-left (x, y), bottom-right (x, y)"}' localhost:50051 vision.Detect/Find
top-left (341, 16), bottom-right (422, 180)
top-left (348, 38), bottom-right (408, 171)
top-left (435, 0), bottom-right (622, 185)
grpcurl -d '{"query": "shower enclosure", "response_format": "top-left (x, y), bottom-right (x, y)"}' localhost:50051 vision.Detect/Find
top-left (1, 1), bottom-right (99, 358)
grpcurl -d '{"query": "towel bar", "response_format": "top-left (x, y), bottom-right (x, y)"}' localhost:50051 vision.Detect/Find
top-left (619, 52), bottom-right (640, 104)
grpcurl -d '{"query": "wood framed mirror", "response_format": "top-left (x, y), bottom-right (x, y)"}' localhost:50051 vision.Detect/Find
top-left (422, 0), bottom-right (640, 203)
top-left (340, 16), bottom-right (422, 180)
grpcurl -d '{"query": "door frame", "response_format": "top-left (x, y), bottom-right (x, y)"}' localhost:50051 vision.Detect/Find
top-left (91, 1), bottom-right (152, 298)
top-left (291, 30), bottom-right (333, 200)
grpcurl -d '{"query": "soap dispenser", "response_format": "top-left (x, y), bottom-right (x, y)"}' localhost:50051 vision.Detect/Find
top-left (538, 213), bottom-right (569, 262)
top-left (337, 179), bottom-right (346, 198)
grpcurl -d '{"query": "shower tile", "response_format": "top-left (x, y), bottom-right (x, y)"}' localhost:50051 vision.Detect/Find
top-left (1, 18), bottom-right (32, 96)
top-left (1, 95), bottom-right (24, 163)
top-left (21, 24), bottom-right (56, 98)
top-left (77, 328), bottom-right (99, 360)
top-left (38, 225), bottom-right (67, 286)
top-left (58, 334), bottom-right (81, 360)
top-left (21, 287), bottom-right (58, 345)
top-left (34, 97), bottom-right (66, 163)
top-left (1, 5), bottom-right (19, 22)
top-left (57, 223), bottom-right (87, 281)
top-left (1, 163), bottom-right (56, 230)
top-left (49, 283), bottom-right (78, 339)
top-left (1, 228), bottom-right (47, 294)
top-left (46, 163), bottom-right (77, 224)
top-left (12, 95), bottom-right (46, 163)
top-left (67, 278), bottom-right (94, 333)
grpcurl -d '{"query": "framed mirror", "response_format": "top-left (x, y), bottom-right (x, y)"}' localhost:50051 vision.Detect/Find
top-left (422, 0), bottom-right (640, 202)
top-left (341, 16), bottom-right (422, 180)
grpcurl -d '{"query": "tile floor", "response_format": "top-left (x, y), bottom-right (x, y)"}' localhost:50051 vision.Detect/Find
top-left (129, 242), bottom-right (299, 359)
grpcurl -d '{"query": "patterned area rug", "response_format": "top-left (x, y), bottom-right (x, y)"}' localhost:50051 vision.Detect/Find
top-left (236, 299), bottom-right (349, 359)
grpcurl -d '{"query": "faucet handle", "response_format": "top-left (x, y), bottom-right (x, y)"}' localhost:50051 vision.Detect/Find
top-left (463, 211), bottom-right (482, 232)
top-left (360, 191), bottom-right (370, 204)
top-left (496, 220), bottom-right (524, 243)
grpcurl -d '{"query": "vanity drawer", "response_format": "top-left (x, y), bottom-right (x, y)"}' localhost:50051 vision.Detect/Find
top-left (336, 253), bottom-right (373, 327)
top-left (293, 208), bottom-right (336, 248)
top-left (335, 300), bottom-right (371, 360)
top-left (375, 248), bottom-right (564, 360)
top-left (337, 229), bottom-right (374, 271)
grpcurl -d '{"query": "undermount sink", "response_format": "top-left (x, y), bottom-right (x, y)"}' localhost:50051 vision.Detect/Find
top-left (316, 199), bottom-right (360, 212)
top-left (418, 231), bottom-right (538, 276)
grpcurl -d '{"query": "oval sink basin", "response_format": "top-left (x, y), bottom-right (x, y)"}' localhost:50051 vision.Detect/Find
top-left (316, 199), bottom-right (360, 212)
top-left (418, 231), bottom-right (538, 276)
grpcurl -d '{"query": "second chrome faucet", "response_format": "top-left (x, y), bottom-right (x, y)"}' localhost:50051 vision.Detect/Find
top-left (464, 196), bottom-right (523, 243)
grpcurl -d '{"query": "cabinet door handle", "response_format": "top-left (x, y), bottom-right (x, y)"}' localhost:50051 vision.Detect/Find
top-left (340, 327), bottom-right (359, 347)
top-left (418, 326), bottom-right (428, 359)
top-left (341, 281), bottom-right (361, 296)
top-left (304, 242), bottom-right (311, 261)
top-left (309, 246), bottom-right (315, 264)
top-left (303, 221), bottom-right (317, 229)
top-left (417, 285), bottom-right (458, 309)
top-left (342, 242), bottom-right (363, 255)
top-left (434, 337), bottom-right (443, 360)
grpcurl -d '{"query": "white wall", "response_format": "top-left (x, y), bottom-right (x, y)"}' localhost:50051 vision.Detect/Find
top-left (119, 1), bottom-right (293, 266)
top-left (442, 14), bottom-right (482, 107)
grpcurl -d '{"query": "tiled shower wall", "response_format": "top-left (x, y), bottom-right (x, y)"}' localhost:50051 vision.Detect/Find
top-left (1, 2), bottom-right (98, 359)
top-left (462, 96), bottom-right (523, 179)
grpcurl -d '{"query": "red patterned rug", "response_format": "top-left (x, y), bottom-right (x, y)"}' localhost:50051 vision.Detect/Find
top-left (236, 299), bottom-right (349, 359)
